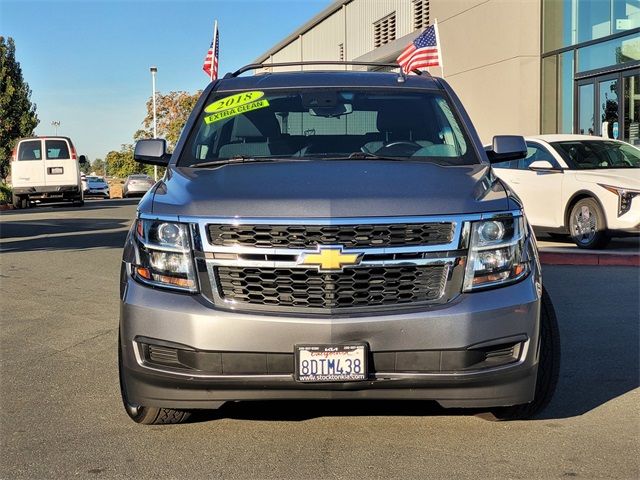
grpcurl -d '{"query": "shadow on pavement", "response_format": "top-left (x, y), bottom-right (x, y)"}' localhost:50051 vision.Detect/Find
top-left (0, 217), bottom-right (130, 240)
top-left (535, 265), bottom-right (640, 420)
top-left (0, 215), bottom-right (132, 251)
top-left (0, 198), bottom-right (139, 216)
top-left (188, 399), bottom-right (452, 424)
top-left (0, 229), bottom-right (130, 252)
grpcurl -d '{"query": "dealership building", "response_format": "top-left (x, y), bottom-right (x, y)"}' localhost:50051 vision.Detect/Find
top-left (254, 0), bottom-right (640, 144)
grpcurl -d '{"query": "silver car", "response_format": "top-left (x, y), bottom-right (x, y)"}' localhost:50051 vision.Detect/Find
top-left (119, 62), bottom-right (560, 425)
top-left (83, 176), bottom-right (110, 198)
top-left (123, 174), bottom-right (154, 198)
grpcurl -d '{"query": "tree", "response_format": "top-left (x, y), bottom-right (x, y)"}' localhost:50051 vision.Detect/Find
top-left (80, 158), bottom-right (93, 174)
top-left (139, 91), bottom-right (202, 149)
top-left (0, 36), bottom-right (39, 181)
top-left (92, 158), bottom-right (106, 176)
top-left (105, 144), bottom-right (156, 178)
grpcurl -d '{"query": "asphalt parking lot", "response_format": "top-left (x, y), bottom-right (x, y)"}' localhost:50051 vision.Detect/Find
top-left (1, 199), bottom-right (638, 479)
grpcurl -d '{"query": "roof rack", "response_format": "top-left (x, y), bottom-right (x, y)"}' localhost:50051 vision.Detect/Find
top-left (224, 61), bottom-right (428, 79)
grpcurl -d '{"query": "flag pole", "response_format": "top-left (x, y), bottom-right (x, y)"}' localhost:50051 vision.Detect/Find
top-left (434, 18), bottom-right (444, 78)
top-left (211, 20), bottom-right (218, 83)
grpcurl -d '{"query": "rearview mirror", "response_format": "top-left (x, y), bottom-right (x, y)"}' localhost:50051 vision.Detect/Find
top-left (486, 135), bottom-right (527, 164)
top-left (78, 155), bottom-right (88, 164)
top-left (134, 139), bottom-right (170, 166)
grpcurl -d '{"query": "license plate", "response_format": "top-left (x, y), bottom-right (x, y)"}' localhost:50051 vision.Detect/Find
top-left (295, 344), bottom-right (367, 382)
top-left (48, 167), bottom-right (63, 175)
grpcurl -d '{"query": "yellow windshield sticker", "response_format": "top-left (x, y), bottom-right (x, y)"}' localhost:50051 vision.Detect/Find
top-left (205, 91), bottom-right (265, 114)
top-left (204, 98), bottom-right (270, 124)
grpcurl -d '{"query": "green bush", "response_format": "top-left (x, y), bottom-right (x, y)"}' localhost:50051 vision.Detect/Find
top-left (0, 183), bottom-right (12, 204)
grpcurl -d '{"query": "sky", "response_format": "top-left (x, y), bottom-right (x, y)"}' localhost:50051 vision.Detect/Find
top-left (0, 0), bottom-right (333, 161)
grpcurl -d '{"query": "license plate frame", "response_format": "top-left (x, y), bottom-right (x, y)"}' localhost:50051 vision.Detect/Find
top-left (295, 344), bottom-right (368, 382)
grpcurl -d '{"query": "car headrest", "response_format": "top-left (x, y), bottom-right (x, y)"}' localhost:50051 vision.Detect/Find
top-left (231, 111), bottom-right (281, 139)
top-left (376, 105), bottom-right (420, 133)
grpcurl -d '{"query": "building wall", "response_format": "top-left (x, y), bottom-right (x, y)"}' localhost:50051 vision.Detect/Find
top-left (344, 0), bottom-right (414, 59)
top-left (302, 9), bottom-right (345, 70)
top-left (433, 0), bottom-right (542, 142)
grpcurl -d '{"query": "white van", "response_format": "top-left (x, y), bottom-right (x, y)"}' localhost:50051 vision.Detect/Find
top-left (10, 136), bottom-right (87, 208)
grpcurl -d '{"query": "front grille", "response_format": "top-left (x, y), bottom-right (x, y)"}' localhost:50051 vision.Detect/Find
top-left (216, 265), bottom-right (446, 309)
top-left (207, 223), bottom-right (454, 249)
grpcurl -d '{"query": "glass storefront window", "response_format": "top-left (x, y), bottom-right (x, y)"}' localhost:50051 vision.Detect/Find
top-left (542, 56), bottom-right (558, 133)
top-left (578, 83), bottom-right (596, 135)
top-left (544, 0), bottom-right (640, 53)
top-left (559, 51), bottom-right (575, 133)
top-left (543, 0), bottom-right (574, 52)
top-left (598, 79), bottom-right (620, 137)
top-left (577, 33), bottom-right (640, 71)
top-left (578, 0), bottom-right (612, 43)
top-left (623, 74), bottom-right (640, 143)
top-left (613, 0), bottom-right (640, 34)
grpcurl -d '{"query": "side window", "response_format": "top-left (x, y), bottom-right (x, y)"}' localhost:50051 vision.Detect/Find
top-left (491, 159), bottom-right (519, 169)
top-left (517, 143), bottom-right (559, 169)
top-left (17, 140), bottom-right (42, 161)
top-left (45, 140), bottom-right (71, 159)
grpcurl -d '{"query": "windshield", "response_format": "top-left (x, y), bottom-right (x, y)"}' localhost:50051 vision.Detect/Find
top-left (180, 89), bottom-right (478, 166)
top-left (551, 140), bottom-right (640, 169)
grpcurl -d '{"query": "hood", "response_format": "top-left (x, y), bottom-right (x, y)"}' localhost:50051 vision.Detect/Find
top-left (575, 169), bottom-right (640, 190)
top-left (148, 160), bottom-right (509, 218)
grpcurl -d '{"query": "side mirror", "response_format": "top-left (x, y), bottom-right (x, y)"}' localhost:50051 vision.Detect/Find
top-left (78, 155), bottom-right (88, 165)
top-left (486, 135), bottom-right (527, 164)
top-left (528, 160), bottom-right (561, 172)
top-left (134, 139), bottom-right (171, 166)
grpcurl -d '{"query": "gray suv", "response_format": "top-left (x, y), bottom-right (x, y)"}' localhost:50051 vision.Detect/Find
top-left (119, 62), bottom-right (560, 425)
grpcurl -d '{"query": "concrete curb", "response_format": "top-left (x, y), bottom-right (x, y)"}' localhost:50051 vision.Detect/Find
top-left (540, 251), bottom-right (639, 266)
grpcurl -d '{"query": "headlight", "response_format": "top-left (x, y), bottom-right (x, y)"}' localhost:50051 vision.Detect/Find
top-left (599, 184), bottom-right (640, 216)
top-left (463, 215), bottom-right (529, 292)
top-left (132, 219), bottom-right (198, 292)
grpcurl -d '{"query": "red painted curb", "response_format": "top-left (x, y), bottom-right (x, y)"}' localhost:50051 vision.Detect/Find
top-left (0, 204), bottom-right (14, 211)
top-left (540, 251), bottom-right (640, 266)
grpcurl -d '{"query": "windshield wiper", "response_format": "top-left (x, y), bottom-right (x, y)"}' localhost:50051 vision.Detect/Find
top-left (188, 156), bottom-right (310, 168)
top-left (297, 152), bottom-right (412, 161)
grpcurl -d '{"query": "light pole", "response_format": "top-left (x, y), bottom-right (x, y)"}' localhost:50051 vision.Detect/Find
top-left (51, 121), bottom-right (60, 136)
top-left (150, 66), bottom-right (158, 181)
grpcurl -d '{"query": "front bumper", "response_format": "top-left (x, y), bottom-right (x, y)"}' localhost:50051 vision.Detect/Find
top-left (86, 189), bottom-right (110, 197)
top-left (13, 185), bottom-right (79, 195)
top-left (120, 270), bottom-right (542, 410)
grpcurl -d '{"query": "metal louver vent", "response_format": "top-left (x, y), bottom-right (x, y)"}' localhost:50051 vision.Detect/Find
top-left (374, 13), bottom-right (396, 48)
top-left (413, 0), bottom-right (430, 30)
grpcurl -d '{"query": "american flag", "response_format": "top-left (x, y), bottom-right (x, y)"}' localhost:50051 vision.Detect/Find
top-left (202, 24), bottom-right (219, 81)
top-left (397, 24), bottom-right (441, 74)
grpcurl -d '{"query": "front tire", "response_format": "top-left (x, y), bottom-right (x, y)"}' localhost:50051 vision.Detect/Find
top-left (568, 198), bottom-right (610, 249)
top-left (118, 333), bottom-right (190, 425)
top-left (489, 287), bottom-right (561, 420)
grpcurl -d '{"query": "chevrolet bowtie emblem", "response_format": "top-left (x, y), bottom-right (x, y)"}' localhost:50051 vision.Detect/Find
top-left (299, 247), bottom-right (362, 271)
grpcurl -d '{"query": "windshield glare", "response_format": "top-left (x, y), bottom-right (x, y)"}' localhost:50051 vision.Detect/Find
top-left (552, 140), bottom-right (640, 169)
top-left (181, 89), bottom-right (478, 166)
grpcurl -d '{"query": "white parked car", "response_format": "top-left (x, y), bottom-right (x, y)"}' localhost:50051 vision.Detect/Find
top-left (83, 176), bottom-right (110, 198)
top-left (490, 135), bottom-right (640, 248)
